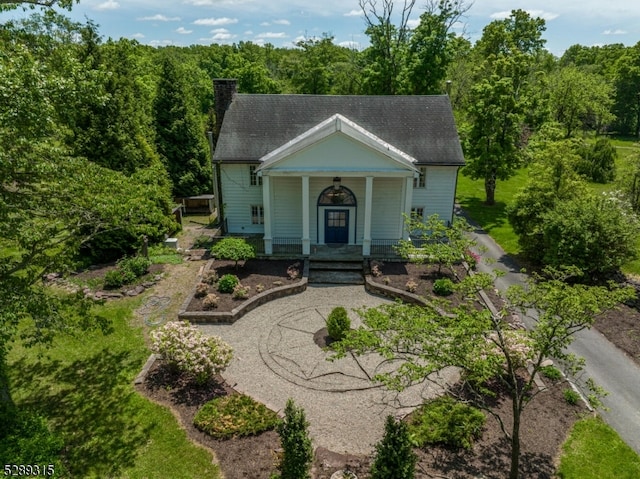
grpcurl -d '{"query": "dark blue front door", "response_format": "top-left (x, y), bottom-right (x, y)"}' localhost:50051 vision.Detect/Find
top-left (325, 210), bottom-right (349, 244)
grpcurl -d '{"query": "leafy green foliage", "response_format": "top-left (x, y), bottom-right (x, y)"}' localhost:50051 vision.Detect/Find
top-left (563, 388), bottom-right (580, 405)
top-left (370, 415), bottom-right (416, 479)
top-left (541, 193), bottom-right (639, 276)
top-left (211, 238), bottom-right (256, 269)
top-left (193, 394), bottom-right (280, 439)
top-left (433, 278), bottom-right (454, 296)
top-left (408, 396), bottom-right (485, 449)
top-left (576, 138), bottom-right (617, 183)
top-left (539, 365), bottom-right (562, 381)
top-left (103, 256), bottom-right (151, 289)
top-left (326, 306), bottom-right (351, 341)
top-left (277, 399), bottom-right (313, 479)
top-left (217, 274), bottom-right (240, 294)
top-left (395, 214), bottom-right (475, 278)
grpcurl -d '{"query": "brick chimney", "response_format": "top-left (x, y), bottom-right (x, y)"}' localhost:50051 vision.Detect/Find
top-left (213, 78), bottom-right (237, 147)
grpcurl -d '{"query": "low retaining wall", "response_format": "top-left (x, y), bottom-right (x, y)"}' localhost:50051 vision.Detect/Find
top-left (178, 259), bottom-right (309, 324)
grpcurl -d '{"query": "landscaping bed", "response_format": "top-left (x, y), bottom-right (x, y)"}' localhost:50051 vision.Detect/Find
top-left (595, 302), bottom-right (640, 365)
top-left (137, 359), bottom-right (587, 479)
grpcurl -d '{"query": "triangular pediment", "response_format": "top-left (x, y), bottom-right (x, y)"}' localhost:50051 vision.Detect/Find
top-left (256, 114), bottom-right (418, 173)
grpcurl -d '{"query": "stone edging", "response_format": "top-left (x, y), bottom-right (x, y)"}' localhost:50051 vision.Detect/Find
top-left (177, 259), bottom-right (309, 324)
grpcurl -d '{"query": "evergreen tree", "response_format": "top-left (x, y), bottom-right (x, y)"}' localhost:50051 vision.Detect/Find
top-left (276, 399), bottom-right (313, 479)
top-left (154, 53), bottom-right (211, 197)
top-left (370, 415), bottom-right (416, 479)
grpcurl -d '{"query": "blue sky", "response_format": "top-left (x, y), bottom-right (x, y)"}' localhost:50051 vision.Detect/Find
top-left (5, 0), bottom-right (640, 56)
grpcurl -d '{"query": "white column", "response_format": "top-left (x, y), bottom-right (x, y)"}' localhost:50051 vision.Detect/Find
top-left (262, 175), bottom-right (273, 254)
top-left (302, 176), bottom-right (310, 255)
top-left (403, 176), bottom-right (414, 240)
top-left (363, 176), bottom-right (373, 256)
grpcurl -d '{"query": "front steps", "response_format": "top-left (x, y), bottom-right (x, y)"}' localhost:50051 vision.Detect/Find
top-left (308, 261), bottom-right (364, 285)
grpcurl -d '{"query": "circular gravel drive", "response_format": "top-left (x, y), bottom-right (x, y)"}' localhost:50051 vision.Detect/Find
top-left (198, 284), bottom-right (458, 455)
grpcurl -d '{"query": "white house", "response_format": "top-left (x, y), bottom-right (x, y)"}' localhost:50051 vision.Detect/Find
top-left (211, 79), bottom-right (465, 257)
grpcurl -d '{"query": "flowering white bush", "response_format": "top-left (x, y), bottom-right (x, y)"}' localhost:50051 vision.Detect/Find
top-left (151, 321), bottom-right (233, 384)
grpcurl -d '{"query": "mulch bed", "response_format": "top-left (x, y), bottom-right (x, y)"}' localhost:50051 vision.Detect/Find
top-left (137, 358), bottom-right (587, 479)
top-left (595, 302), bottom-right (640, 365)
top-left (135, 259), bottom-right (592, 478)
top-left (187, 259), bottom-right (302, 313)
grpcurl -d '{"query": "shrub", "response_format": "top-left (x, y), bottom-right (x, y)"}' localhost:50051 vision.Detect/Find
top-left (193, 394), bottom-right (280, 439)
top-left (203, 269), bottom-right (219, 285)
top-left (383, 276), bottom-right (391, 285)
top-left (277, 399), bottom-right (313, 479)
top-left (326, 306), bottom-right (351, 341)
top-left (405, 280), bottom-right (417, 293)
top-left (564, 388), bottom-right (581, 405)
top-left (103, 268), bottom-right (135, 289)
top-left (273, 280), bottom-right (283, 287)
top-left (119, 255), bottom-right (151, 277)
top-left (195, 282), bottom-right (209, 298)
top-left (256, 283), bottom-right (265, 293)
top-left (232, 283), bottom-right (250, 300)
top-left (202, 293), bottom-right (219, 310)
top-left (218, 274), bottom-right (240, 294)
top-left (210, 237), bottom-right (255, 269)
top-left (576, 138), bottom-right (616, 184)
top-left (433, 278), bottom-right (454, 296)
top-left (408, 396), bottom-right (485, 449)
top-left (370, 415), bottom-right (416, 479)
top-left (540, 365), bottom-right (562, 380)
top-left (150, 321), bottom-right (233, 384)
top-left (287, 262), bottom-right (301, 280)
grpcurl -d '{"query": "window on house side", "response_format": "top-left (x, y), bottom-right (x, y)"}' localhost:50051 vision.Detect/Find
top-left (251, 205), bottom-right (264, 224)
top-left (249, 165), bottom-right (262, 186)
top-left (411, 207), bottom-right (424, 220)
top-left (413, 167), bottom-right (426, 188)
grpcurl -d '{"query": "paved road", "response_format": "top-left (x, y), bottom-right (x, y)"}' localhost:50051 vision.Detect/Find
top-left (462, 210), bottom-right (640, 454)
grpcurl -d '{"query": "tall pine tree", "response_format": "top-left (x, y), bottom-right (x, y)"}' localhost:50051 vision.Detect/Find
top-left (154, 53), bottom-right (211, 197)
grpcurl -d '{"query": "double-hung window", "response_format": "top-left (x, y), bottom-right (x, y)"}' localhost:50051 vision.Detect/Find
top-left (413, 167), bottom-right (426, 188)
top-left (249, 165), bottom-right (262, 186)
top-left (251, 205), bottom-right (264, 225)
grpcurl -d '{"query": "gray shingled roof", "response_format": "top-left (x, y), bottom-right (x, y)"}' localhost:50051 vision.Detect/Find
top-left (214, 94), bottom-right (465, 166)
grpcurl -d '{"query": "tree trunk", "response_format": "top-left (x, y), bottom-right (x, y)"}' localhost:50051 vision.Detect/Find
top-left (509, 401), bottom-right (522, 479)
top-left (484, 173), bottom-right (496, 206)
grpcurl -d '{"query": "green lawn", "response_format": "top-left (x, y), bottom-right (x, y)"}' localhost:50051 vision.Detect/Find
top-left (456, 137), bottom-right (640, 273)
top-left (557, 417), bottom-right (640, 479)
top-left (7, 297), bottom-right (221, 479)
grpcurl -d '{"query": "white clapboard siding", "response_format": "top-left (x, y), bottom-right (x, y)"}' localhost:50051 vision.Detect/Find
top-left (412, 166), bottom-right (459, 224)
top-left (272, 177), bottom-right (302, 238)
top-left (371, 177), bottom-right (404, 239)
top-left (220, 164), bottom-right (264, 234)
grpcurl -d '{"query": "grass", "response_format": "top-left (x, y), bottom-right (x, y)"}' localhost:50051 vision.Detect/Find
top-left (557, 416), bottom-right (640, 479)
top-left (7, 296), bottom-right (221, 479)
top-left (456, 137), bottom-right (640, 273)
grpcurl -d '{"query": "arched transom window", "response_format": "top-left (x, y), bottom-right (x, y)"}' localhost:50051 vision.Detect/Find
top-left (317, 184), bottom-right (357, 206)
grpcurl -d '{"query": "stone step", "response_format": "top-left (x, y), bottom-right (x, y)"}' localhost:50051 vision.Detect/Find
top-left (309, 261), bottom-right (363, 271)
top-left (308, 270), bottom-right (364, 285)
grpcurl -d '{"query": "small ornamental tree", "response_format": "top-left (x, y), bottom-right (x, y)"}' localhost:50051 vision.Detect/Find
top-left (370, 415), bottom-right (416, 479)
top-left (326, 306), bottom-right (351, 341)
top-left (331, 268), bottom-right (634, 479)
top-left (277, 398), bottom-right (313, 479)
top-left (210, 237), bottom-right (255, 269)
top-left (395, 213), bottom-right (475, 279)
top-left (150, 321), bottom-right (233, 384)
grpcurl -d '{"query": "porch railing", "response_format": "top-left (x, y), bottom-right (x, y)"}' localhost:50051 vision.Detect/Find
top-left (272, 237), bottom-right (303, 255)
top-left (370, 239), bottom-right (402, 259)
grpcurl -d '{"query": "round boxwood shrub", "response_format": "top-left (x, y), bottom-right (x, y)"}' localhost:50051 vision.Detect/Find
top-left (433, 278), bottom-right (454, 296)
top-left (217, 274), bottom-right (240, 294)
top-left (326, 306), bottom-right (351, 341)
top-left (194, 393), bottom-right (280, 439)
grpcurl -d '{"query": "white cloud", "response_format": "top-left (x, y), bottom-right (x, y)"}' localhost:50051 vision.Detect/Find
top-left (260, 21), bottom-right (270, 26)
top-left (176, 27), bottom-right (193, 34)
top-left (407, 18), bottom-right (420, 29)
top-left (193, 17), bottom-right (238, 26)
top-left (338, 40), bottom-right (361, 50)
top-left (95, 0), bottom-right (119, 11)
top-left (273, 19), bottom-right (291, 25)
top-left (244, 30), bottom-right (254, 35)
top-left (603, 29), bottom-right (627, 35)
top-left (256, 31), bottom-right (288, 39)
top-left (490, 10), bottom-right (558, 21)
top-left (132, 33), bottom-right (145, 39)
top-left (211, 28), bottom-right (230, 34)
top-left (344, 9), bottom-right (363, 17)
top-left (139, 14), bottom-right (181, 22)
top-left (149, 39), bottom-right (175, 46)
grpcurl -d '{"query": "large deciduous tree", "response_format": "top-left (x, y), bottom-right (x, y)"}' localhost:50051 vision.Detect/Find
top-left (463, 10), bottom-right (547, 205)
top-left (403, 0), bottom-right (470, 95)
